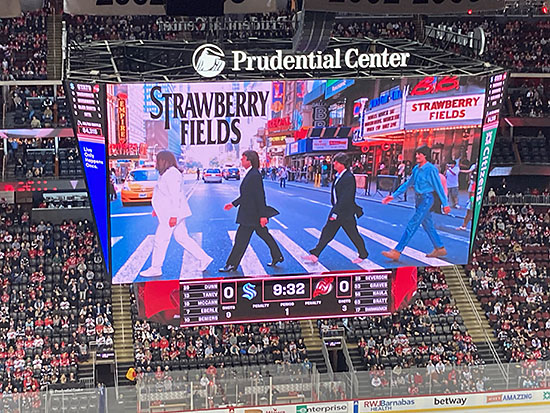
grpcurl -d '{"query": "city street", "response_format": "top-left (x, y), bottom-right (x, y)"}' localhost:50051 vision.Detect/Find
top-left (110, 175), bottom-right (471, 283)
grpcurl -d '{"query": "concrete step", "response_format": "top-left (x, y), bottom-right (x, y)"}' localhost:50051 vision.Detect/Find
top-left (442, 266), bottom-right (501, 365)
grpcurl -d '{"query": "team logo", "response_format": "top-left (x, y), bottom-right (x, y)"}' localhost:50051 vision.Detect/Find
top-left (192, 44), bottom-right (225, 78)
top-left (313, 277), bottom-right (334, 298)
top-left (242, 283), bottom-right (257, 301)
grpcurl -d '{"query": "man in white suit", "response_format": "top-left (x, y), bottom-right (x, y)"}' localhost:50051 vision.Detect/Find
top-left (140, 151), bottom-right (213, 277)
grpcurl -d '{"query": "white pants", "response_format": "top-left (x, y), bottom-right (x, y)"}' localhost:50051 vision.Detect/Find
top-left (151, 219), bottom-right (211, 270)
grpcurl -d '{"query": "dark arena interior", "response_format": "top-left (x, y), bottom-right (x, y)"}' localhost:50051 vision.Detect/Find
top-left (0, 0), bottom-right (549, 412)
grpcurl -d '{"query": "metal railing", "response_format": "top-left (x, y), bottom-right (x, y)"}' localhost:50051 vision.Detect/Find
top-left (5, 360), bottom-right (550, 412)
top-left (451, 265), bottom-right (509, 383)
top-left (485, 194), bottom-right (550, 205)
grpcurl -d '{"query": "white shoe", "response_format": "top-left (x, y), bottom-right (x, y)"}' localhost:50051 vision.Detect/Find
top-left (200, 257), bottom-right (213, 272)
top-left (140, 267), bottom-right (163, 277)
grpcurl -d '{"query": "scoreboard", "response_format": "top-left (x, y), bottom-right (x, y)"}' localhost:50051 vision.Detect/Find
top-left (176, 268), bottom-right (416, 327)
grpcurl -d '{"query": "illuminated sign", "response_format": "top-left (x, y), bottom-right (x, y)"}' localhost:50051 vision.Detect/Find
top-left (267, 116), bottom-right (292, 131)
top-left (405, 94), bottom-right (485, 126)
top-left (410, 76), bottom-right (460, 96)
top-left (369, 86), bottom-right (402, 109)
top-left (362, 105), bottom-right (402, 138)
top-left (117, 94), bottom-right (128, 144)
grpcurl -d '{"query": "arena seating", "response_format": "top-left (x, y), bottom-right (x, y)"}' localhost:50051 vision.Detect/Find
top-left (130, 288), bottom-right (309, 373)
top-left (469, 203), bottom-right (550, 364)
top-left (6, 85), bottom-right (70, 129)
top-left (0, 203), bottom-right (113, 392)
top-left (0, 5), bottom-right (49, 80)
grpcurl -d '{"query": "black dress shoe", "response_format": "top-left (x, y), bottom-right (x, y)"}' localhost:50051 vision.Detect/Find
top-left (267, 256), bottom-right (284, 267)
top-left (219, 264), bottom-right (237, 273)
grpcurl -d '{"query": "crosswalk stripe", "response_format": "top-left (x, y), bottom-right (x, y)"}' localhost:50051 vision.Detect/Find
top-left (357, 226), bottom-right (449, 267)
top-left (228, 230), bottom-right (266, 277)
top-left (270, 229), bottom-right (328, 273)
top-left (305, 228), bottom-right (383, 270)
top-left (112, 235), bottom-right (155, 283)
top-left (111, 236), bottom-right (123, 246)
top-left (180, 233), bottom-right (203, 280)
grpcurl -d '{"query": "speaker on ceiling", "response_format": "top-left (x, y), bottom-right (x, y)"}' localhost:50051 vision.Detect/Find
top-left (165, 0), bottom-right (224, 16)
top-left (292, 11), bottom-right (335, 54)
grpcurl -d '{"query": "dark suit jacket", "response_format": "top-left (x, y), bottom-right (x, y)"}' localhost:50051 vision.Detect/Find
top-left (330, 169), bottom-right (362, 220)
top-left (231, 168), bottom-right (271, 226)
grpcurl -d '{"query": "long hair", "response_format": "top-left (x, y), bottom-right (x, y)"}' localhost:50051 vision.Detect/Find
top-left (156, 151), bottom-right (179, 175)
top-left (242, 150), bottom-right (259, 169)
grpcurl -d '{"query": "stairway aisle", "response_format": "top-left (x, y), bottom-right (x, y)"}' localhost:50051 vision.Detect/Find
top-left (442, 266), bottom-right (505, 363)
top-left (299, 320), bottom-right (328, 374)
top-left (112, 285), bottom-right (135, 372)
top-left (46, 13), bottom-right (63, 80)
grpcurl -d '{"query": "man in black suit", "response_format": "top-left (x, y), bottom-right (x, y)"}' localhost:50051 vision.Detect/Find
top-left (220, 150), bottom-right (284, 272)
top-left (304, 153), bottom-right (368, 264)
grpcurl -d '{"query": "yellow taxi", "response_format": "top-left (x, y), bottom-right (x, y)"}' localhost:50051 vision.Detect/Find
top-left (120, 167), bottom-right (159, 206)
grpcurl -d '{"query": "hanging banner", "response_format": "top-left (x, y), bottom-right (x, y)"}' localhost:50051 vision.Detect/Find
top-left (304, 0), bottom-right (504, 14)
top-left (2, 0), bottom-right (22, 17)
top-left (63, 0), bottom-right (166, 16)
top-left (64, 0), bottom-right (278, 16)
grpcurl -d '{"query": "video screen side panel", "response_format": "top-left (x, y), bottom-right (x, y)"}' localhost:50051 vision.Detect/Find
top-left (65, 81), bottom-right (111, 273)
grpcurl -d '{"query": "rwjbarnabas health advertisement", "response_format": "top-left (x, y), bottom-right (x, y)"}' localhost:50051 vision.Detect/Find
top-left (106, 77), bottom-right (486, 283)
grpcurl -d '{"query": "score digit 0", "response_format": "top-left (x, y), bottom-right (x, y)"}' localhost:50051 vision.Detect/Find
top-left (220, 282), bottom-right (237, 305)
top-left (337, 276), bottom-right (352, 298)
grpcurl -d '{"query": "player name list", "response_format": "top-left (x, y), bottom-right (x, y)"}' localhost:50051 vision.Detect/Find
top-left (181, 283), bottom-right (219, 324)
top-left (353, 273), bottom-right (389, 313)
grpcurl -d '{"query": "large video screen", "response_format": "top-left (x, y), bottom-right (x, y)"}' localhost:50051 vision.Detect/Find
top-left (105, 76), bottom-right (488, 284)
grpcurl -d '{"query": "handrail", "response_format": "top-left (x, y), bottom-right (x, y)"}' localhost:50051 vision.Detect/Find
top-left (114, 352), bottom-right (120, 400)
top-left (321, 340), bottom-right (334, 380)
top-left (92, 350), bottom-right (96, 386)
top-left (452, 265), bottom-right (509, 382)
top-left (341, 339), bottom-right (359, 398)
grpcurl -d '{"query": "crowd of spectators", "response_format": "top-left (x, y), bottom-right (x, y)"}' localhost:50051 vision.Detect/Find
top-left (0, 203), bottom-right (114, 394)
top-left (332, 20), bottom-right (416, 40)
top-left (4, 136), bottom-right (82, 180)
top-left (509, 80), bottom-right (550, 117)
top-left (0, 7), bottom-right (49, 80)
top-left (131, 289), bottom-right (309, 375)
top-left (319, 268), bottom-right (485, 395)
top-left (469, 203), bottom-right (550, 365)
top-left (6, 85), bottom-right (69, 129)
top-left (6, 137), bottom-right (56, 179)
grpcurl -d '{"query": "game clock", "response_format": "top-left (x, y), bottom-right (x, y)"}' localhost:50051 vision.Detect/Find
top-left (263, 279), bottom-right (311, 301)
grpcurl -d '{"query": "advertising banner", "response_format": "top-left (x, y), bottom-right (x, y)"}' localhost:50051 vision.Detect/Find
top-left (311, 138), bottom-right (349, 151)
